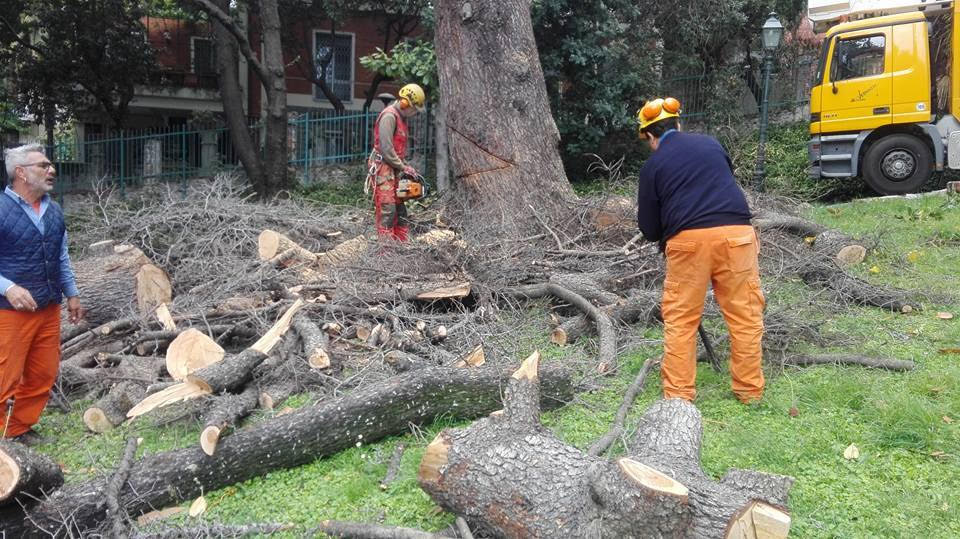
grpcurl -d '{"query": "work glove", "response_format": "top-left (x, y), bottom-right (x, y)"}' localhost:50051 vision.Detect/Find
top-left (402, 164), bottom-right (418, 177)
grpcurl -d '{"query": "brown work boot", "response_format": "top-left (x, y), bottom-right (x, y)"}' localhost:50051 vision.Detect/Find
top-left (11, 429), bottom-right (50, 447)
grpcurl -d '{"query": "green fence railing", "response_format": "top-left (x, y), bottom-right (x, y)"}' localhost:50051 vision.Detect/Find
top-left (44, 107), bottom-right (435, 198)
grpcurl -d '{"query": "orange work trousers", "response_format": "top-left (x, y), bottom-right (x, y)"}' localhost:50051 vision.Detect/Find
top-left (661, 225), bottom-right (765, 402)
top-left (0, 302), bottom-right (61, 437)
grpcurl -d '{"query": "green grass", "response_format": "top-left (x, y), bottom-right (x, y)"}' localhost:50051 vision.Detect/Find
top-left (33, 193), bottom-right (960, 537)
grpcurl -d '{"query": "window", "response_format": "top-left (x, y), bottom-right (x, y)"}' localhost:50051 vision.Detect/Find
top-left (314, 32), bottom-right (353, 102)
top-left (191, 37), bottom-right (216, 75)
top-left (831, 35), bottom-right (885, 82)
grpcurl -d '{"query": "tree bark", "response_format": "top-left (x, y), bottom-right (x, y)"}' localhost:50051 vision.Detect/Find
top-left (83, 381), bottom-right (147, 433)
top-left (1, 364), bottom-right (573, 534)
top-left (419, 357), bottom-right (792, 539)
top-left (434, 0), bottom-right (574, 236)
top-left (70, 244), bottom-right (171, 327)
top-left (0, 441), bottom-right (64, 506)
top-left (195, 0), bottom-right (290, 198)
top-left (212, 0), bottom-right (264, 191)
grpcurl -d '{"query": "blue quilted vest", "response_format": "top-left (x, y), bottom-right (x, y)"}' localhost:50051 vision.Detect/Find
top-left (0, 193), bottom-right (65, 310)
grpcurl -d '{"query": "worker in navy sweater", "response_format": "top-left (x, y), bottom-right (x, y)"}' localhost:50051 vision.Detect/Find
top-left (635, 97), bottom-right (765, 404)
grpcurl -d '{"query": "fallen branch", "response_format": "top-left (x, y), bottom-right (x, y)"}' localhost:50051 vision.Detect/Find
top-left (380, 443), bottom-right (406, 491)
top-left (314, 520), bottom-right (445, 539)
top-left (587, 356), bottom-right (660, 457)
top-left (783, 354), bottom-right (915, 371)
top-left (105, 438), bottom-right (140, 538)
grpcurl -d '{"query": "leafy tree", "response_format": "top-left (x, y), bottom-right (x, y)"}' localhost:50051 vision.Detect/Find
top-left (531, 0), bottom-right (660, 179)
top-left (0, 0), bottom-right (158, 133)
top-left (360, 40), bottom-right (437, 97)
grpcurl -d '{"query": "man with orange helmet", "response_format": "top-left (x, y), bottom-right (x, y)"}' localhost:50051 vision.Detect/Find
top-left (366, 83), bottom-right (426, 241)
top-left (635, 97), bottom-right (765, 404)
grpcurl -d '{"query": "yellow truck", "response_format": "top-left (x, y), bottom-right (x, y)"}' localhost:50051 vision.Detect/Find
top-left (808, 0), bottom-right (960, 193)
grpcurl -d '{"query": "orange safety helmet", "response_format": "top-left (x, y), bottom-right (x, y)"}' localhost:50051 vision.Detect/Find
top-left (637, 97), bottom-right (682, 134)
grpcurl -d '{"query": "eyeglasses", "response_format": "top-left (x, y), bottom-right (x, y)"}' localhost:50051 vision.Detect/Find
top-left (19, 161), bottom-right (55, 170)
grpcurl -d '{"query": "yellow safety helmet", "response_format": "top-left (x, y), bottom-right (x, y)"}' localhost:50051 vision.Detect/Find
top-left (398, 83), bottom-right (426, 112)
top-left (636, 97), bottom-right (681, 134)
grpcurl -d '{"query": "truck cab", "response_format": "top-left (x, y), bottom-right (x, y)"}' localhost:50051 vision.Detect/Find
top-left (808, 0), bottom-right (960, 194)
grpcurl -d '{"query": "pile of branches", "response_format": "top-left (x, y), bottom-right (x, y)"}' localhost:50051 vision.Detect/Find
top-left (0, 175), bottom-right (929, 536)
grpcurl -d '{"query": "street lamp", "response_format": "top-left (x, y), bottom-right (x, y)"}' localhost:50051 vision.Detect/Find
top-left (753, 12), bottom-right (784, 192)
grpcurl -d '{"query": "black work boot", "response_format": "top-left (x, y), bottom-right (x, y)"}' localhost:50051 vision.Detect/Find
top-left (10, 429), bottom-right (50, 447)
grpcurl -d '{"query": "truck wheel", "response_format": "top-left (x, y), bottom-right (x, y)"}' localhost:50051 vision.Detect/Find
top-left (861, 134), bottom-right (933, 195)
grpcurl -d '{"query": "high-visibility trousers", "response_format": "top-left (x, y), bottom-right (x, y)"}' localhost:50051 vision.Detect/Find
top-left (0, 302), bottom-right (61, 437)
top-left (369, 161), bottom-right (409, 241)
top-left (660, 225), bottom-right (765, 402)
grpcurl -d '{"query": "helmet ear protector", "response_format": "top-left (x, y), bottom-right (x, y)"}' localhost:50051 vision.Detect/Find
top-left (637, 97), bottom-right (682, 133)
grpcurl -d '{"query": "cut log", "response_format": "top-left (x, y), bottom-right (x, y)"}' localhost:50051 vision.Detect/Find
top-left (83, 381), bottom-right (147, 433)
top-left (418, 358), bottom-right (792, 538)
top-left (257, 230), bottom-right (318, 264)
top-left (0, 441), bottom-right (64, 506)
top-left (291, 315), bottom-right (330, 369)
top-left (415, 282), bottom-right (471, 300)
top-left (199, 387), bottom-right (259, 456)
top-left (185, 349), bottom-right (268, 394)
top-left (315, 235), bottom-right (369, 270)
top-left (165, 328), bottom-right (226, 381)
top-left (3, 363), bottom-right (574, 534)
top-left (130, 301), bottom-right (305, 417)
top-left (71, 243), bottom-right (172, 326)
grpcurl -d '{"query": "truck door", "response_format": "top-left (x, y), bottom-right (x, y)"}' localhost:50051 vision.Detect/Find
top-left (820, 27), bottom-right (893, 133)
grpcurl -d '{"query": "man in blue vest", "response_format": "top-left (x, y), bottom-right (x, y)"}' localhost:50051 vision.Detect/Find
top-left (0, 143), bottom-right (85, 446)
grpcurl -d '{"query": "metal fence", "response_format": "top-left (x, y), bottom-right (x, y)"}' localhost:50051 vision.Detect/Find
top-left (43, 107), bottom-right (435, 198)
top-left (659, 58), bottom-right (817, 120)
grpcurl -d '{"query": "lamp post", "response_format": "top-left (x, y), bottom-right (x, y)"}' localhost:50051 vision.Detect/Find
top-left (753, 12), bottom-right (784, 192)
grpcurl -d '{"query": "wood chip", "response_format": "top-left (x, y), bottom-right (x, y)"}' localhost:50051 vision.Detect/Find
top-left (188, 495), bottom-right (207, 517)
top-left (843, 444), bottom-right (860, 460)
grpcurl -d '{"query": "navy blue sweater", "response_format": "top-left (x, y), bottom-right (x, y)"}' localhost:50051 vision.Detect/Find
top-left (636, 131), bottom-right (751, 243)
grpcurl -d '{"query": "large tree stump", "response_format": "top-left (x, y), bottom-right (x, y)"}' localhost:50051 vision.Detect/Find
top-left (435, 0), bottom-right (574, 235)
top-left (419, 354), bottom-right (792, 539)
top-left (71, 243), bottom-right (172, 326)
top-left (0, 441), bottom-right (64, 506)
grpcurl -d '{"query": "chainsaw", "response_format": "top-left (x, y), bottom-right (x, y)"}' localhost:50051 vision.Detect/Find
top-left (396, 171), bottom-right (428, 201)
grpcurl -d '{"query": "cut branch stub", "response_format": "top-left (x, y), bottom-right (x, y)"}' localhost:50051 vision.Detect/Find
top-left (165, 328), bottom-right (225, 381)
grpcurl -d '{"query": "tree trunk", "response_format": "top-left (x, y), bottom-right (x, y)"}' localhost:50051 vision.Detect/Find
top-left (258, 0), bottom-right (292, 198)
top-left (419, 355), bottom-right (793, 539)
top-left (213, 0), bottom-right (265, 192)
top-left (434, 99), bottom-right (450, 192)
top-left (434, 0), bottom-right (574, 236)
top-left (1, 364), bottom-right (574, 534)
